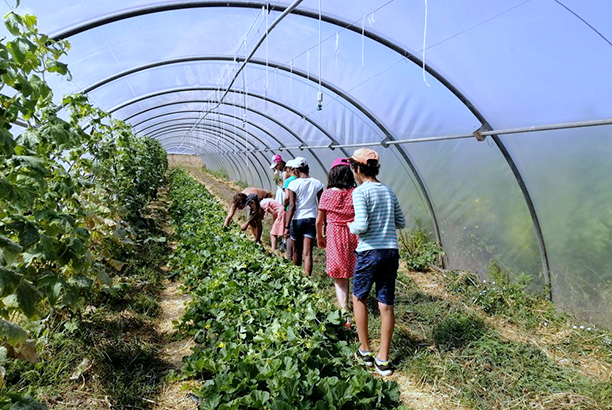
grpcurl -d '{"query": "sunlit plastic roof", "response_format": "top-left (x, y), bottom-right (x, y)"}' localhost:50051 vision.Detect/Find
top-left (3, 0), bottom-right (612, 326)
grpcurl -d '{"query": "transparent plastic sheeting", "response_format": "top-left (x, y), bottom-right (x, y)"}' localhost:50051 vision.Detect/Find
top-left (2, 1), bottom-right (611, 326)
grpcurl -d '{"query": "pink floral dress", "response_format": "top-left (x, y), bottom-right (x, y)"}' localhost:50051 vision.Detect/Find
top-left (260, 198), bottom-right (284, 236)
top-left (318, 188), bottom-right (358, 278)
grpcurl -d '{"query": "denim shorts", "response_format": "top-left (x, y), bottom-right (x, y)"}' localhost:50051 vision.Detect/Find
top-left (289, 218), bottom-right (316, 241)
top-left (353, 249), bottom-right (400, 305)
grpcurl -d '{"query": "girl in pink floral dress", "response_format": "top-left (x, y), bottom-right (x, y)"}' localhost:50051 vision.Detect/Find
top-left (260, 198), bottom-right (284, 251)
top-left (316, 158), bottom-right (358, 326)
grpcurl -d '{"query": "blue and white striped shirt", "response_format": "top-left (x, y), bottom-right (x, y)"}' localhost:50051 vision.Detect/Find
top-left (349, 181), bottom-right (406, 252)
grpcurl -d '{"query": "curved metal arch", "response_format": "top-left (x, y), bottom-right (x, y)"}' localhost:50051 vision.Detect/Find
top-left (90, 61), bottom-right (349, 152)
top-left (161, 136), bottom-right (240, 182)
top-left (139, 115), bottom-right (274, 156)
top-left (148, 119), bottom-right (282, 188)
top-left (81, 56), bottom-right (442, 251)
top-left (108, 87), bottom-right (339, 175)
top-left (155, 120), bottom-right (277, 187)
top-left (124, 100), bottom-right (323, 171)
top-left (163, 140), bottom-right (229, 177)
top-left (55, 0), bottom-right (551, 284)
top-left (153, 123), bottom-right (269, 187)
top-left (132, 109), bottom-right (304, 166)
top-left (159, 130), bottom-right (264, 187)
top-left (163, 142), bottom-right (229, 175)
top-left (164, 144), bottom-right (198, 155)
top-left (158, 129), bottom-right (268, 188)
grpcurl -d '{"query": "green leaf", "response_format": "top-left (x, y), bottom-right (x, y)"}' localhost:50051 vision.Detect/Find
top-left (96, 270), bottom-right (112, 286)
top-left (0, 235), bottom-right (21, 255)
top-left (6, 395), bottom-right (47, 410)
top-left (0, 267), bottom-right (21, 297)
top-left (37, 274), bottom-right (63, 306)
top-left (15, 281), bottom-right (38, 318)
top-left (16, 129), bottom-right (40, 148)
top-left (45, 60), bottom-right (68, 76)
top-left (0, 319), bottom-right (27, 347)
top-left (0, 127), bottom-right (16, 157)
top-left (23, 14), bottom-right (36, 29)
top-left (4, 12), bottom-right (22, 36)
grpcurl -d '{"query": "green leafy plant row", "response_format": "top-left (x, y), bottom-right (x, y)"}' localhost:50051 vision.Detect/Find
top-left (0, 11), bottom-right (168, 408)
top-left (168, 169), bottom-right (403, 410)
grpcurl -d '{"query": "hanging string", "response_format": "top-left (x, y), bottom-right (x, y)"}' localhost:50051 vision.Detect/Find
top-left (264, 2), bottom-right (269, 101)
top-left (242, 66), bottom-right (248, 166)
top-left (334, 32), bottom-right (340, 69)
top-left (318, 0), bottom-right (322, 94)
top-left (306, 49), bottom-right (310, 81)
top-left (290, 59), bottom-right (294, 95)
top-left (361, 17), bottom-right (365, 66)
top-left (367, 11), bottom-right (375, 27)
top-left (317, 0), bottom-right (323, 110)
top-left (422, 0), bottom-right (431, 87)
top-left (275, 67), bottom-right (279, 94)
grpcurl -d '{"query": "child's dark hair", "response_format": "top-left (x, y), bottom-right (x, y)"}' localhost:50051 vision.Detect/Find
top-left (327, 165), bottom-right (356, 189)
top-left (233, 193), bottom-right (247, 207)
top-left (350, 158), bottom-right (380, 177)
top-left (297, 165), bottom-right (310, 175)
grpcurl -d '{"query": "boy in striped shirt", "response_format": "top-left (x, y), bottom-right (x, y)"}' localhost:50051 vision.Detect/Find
top-left (348, 148), bottom-right (406, 376)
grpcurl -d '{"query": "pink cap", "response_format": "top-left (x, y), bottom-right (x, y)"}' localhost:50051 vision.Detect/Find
top-left (330, 157), bottom-right (350, 170)
top-left (270, 154), bottom-right (284, 168)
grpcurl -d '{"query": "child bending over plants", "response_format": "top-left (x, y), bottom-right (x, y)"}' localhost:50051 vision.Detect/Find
top-left (224, 187), bottom-right (271, 243)
top-left (260, 198), bottom-right (284, 250)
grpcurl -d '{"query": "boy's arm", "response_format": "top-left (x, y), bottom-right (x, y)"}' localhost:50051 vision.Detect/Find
top-left (316, 209), bottom-right (326, 248)
top-left (241, 208), bottom-right (260, 230)
top-left (284, 189), bottom-right (297, 237)
top-left (349, 189), bottom-right (368, 235)
top-left (224, 205), bottom-right (237, 227)
top-left (394, 193), bottom-right (406, 229)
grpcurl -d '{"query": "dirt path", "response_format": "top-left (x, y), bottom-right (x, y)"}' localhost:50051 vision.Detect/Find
top-left (152, 280), bottom-right (198, 410)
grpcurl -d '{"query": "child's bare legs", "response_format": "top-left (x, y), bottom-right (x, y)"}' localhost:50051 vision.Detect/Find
top-left (292, 237), bottom-right (303, 266)
top-left (248, 219), bottom-right (263, 243)
top-left (286, 237), bottom-right (294, 260)
top-left (333, 278), bottom-right (349, 310)
top-left (378, 302), bottom-right (395, 362)
top-left (352, 296), bottom-right (394, 361)
top-left (302, 237), bottom-right (314, 276)
top-left (270, 235), bottom-right (278, 250)
top-left (353, 295), bottom-right (370, 352)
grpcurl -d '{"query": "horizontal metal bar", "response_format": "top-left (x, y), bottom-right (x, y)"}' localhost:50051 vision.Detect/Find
top-left (219, 117), bottom-right (612, 154)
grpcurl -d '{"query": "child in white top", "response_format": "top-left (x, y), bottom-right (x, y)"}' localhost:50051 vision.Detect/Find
top-left (284, 157), bottom-right (324, 276)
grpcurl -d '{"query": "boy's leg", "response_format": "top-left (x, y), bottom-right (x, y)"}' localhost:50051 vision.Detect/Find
top-left (377, 302), bottom-right (395, 362)
top-left (353, 295), bottom-right (370, 352)
top-left (374, 249), bottom-right (399, 363)
top-left (352, 250), bottom-right (375, 353)
top-left (254, 219), bottom-right (263, 243)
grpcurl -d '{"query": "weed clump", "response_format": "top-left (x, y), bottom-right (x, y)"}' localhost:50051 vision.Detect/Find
top-left (432, 313), bottom-right (487, 350)
top-left (399, 219), bottom-right (444, 271)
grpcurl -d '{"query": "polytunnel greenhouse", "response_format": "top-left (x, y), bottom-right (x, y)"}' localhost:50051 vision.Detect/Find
top-left (1, 0), bottom-right (612, 409)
